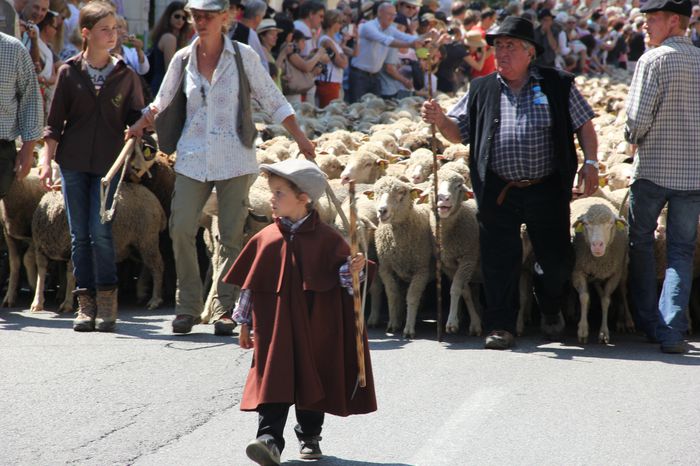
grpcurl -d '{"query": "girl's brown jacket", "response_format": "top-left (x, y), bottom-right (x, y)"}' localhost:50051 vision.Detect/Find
top-left (44, 53), bottom-right (144, 176)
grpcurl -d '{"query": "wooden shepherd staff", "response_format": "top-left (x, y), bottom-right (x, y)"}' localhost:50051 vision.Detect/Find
top-left (348, 180), bottom-right (366, 388)
top-left (418, 45), bottom-right (444, 342)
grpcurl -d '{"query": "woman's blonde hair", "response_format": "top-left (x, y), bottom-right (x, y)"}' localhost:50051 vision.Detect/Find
top-left (79, 0), bottom-right (116, 51)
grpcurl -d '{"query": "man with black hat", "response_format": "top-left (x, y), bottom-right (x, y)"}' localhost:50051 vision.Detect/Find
top-left (625, 0), bottom-right (700, 354)
top-left (422, 16), bottom-right (598, 349)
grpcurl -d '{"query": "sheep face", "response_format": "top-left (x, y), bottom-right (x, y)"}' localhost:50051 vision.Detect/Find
top-left (436, 175), bottom-right (470, 219)
top-left (367, 178), bottom-right (416, 224)
top-left (340, 153), bottom-right (387, 184)
top-left (573, 207), bottom-right (627, 257)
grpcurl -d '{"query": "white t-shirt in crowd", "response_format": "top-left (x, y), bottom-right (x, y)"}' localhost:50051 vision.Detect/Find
top-left (317, 34), bottom-right (344, 84)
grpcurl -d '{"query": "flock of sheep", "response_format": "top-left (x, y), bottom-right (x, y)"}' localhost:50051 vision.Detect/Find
top-left (2, 67), bottom-right (698, 343)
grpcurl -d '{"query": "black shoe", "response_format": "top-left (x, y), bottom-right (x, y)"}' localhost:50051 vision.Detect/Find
top-left (660, 341), bottom-right (689, 354)
top-left (299, 436), bottom-right (322, 460)
top-left (246, 438), bottom-right (281, 466)
top-left (484, 330), bottom-right (514, 350)
top-left (541, 312), bottom-right (565, 341)
top-left (172, 314), bottom-right (201, 334)
top-left (213, 315), bottom-right (237, 336)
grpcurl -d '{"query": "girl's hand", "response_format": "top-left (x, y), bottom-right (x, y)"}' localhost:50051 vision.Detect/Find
top-left (348, 253), bottom-right (366, 274)
top-left (239, 324), bottom-right (253, 349)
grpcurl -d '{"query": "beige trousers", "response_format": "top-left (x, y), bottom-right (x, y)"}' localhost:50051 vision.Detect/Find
top-left (169, 173), bottom-right (255, 320)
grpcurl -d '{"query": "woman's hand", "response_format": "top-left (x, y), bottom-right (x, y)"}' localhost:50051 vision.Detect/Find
top-left (125, 107), bottom-right (158, 140)
top-left (239, 324), bottom-right (253, 349)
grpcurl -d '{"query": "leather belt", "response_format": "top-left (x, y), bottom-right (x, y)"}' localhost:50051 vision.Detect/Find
top-left (496, 175), bottom-right (549, 206)
top-left (350, 66), bottom-right (377, 77)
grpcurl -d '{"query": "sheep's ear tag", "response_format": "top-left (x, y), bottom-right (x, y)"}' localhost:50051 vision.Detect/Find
top-left (574, 222), bottom-right (584, 233)
top-left (410, 188), bottom-right (421, 200)
top-left (615, 219), bottom-right (626, 231)
top-left (464, 190), bottom-right (474, 200)
top-left (364, 191), bottom-right (375, 200)
top-left (599, 177), bottom-right (608, 187)
top-left (377, 159), bottom-right (389, 168)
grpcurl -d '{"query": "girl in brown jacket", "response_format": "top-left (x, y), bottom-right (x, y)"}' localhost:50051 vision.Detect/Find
top-left (38, 1), bottom-right (144, 332)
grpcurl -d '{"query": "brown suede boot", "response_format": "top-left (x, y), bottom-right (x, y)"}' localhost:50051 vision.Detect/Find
top-left (73, 289), bottom-right (96, 332)
top-left (95, 288), bottom-right (118, 332)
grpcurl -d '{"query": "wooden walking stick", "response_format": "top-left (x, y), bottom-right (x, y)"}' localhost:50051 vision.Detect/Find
top-left (418, 45), bottom-right (444, 342)
top-left (348, 180), bottom-right (367, 391)
top-left (100, 137), bottom-right (136, 224)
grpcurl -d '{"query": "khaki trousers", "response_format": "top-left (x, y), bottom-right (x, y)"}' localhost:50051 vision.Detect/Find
top-left (170, 173), bottom-right (255, 320)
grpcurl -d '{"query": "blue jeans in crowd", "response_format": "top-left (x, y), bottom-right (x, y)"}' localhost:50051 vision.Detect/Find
top-left (348, 66), bottom-right (379, 103)
top-left (628, 179), bottom-right (700, 344)
top-left (60, 168), bottom-right (119, 291)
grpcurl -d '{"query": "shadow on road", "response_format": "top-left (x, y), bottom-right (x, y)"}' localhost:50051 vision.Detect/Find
top-left (286, 457), bottom-right (412, 466)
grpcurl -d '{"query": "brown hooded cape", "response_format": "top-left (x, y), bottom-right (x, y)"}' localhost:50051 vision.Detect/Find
top-left (223, 210), bottom-right (377, 416)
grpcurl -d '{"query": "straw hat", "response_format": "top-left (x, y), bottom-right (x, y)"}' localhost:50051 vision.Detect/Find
top-left (465, 30), bottom-right (487, 48)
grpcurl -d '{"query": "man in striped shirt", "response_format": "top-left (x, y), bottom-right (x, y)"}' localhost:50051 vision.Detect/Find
top-left (625, 0), bottom-right (700, 354)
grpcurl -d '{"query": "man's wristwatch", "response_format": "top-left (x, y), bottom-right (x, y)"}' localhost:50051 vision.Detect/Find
top-left (584, 159), bottom-right (600, 170)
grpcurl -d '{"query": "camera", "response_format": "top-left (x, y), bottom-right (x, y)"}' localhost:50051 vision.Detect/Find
top-left (324, 47), bottom-right (336, 60)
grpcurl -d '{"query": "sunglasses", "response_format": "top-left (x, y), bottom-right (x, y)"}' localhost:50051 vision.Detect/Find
top-left (172, 13), bottom-right (188, 20)
top-left (191, 11), bottom-right (219, 22)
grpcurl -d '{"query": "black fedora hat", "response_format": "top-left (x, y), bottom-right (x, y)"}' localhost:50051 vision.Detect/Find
top-left (486, 16), bottom-right (544, 55)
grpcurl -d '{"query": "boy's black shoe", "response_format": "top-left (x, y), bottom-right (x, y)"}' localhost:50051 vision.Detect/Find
top-left (299, 436), bottom-right (323, 460)
top-left (246, 438), bottom-right (281, 466)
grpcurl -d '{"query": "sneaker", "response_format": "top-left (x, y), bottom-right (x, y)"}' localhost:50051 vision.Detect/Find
top-left (73, 290), bottom-right (96, 332)
top-left (299, 436), bottom-right (322, 460)
top-left (172, 314), bottom-right (201, 334)
top-left (540, 312), bottom-right (565, 341)
top-left (484, 330), bottom-right (514, 350)
top-left (245, 438), bottom-right (281, 466)
top-left (95, 288), bottom-right (118, 332)
top-left (213, 315), bottom-right (236, 336)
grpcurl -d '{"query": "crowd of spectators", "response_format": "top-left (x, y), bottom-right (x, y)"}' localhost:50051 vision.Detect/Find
top-left (4, 0), bottom-right (700, 113)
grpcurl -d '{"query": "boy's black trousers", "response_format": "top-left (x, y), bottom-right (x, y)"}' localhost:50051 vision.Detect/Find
top-left (257, 403), bottom-right (324, 452)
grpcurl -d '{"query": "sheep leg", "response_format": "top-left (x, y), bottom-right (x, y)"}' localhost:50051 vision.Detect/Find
top-left (136, 265), bottom-right (151, 303)
top-left (448, 264), bottom-right (481, 336)
top-left (141, 245), bottom-right (164, 311)
top-left (2, 234), bottom-right (21, 307)
top-left (23, 246), bottom-right (37, 291)
top-left (598, 282), bottom-right (614, 345)
top-left (59, 262), bottom-right (76, 313)
top-left (403, 272), bottom-right (430, 339)
top-left (573, 272), bottom-right (590, 344)
top-left (29, 250), bottom-right (48, 313)
top-left (616, 275), bottom-right (636, 333)
top-left (366, 274), bottom-right (384, 328)
top-left (380, 267), bottom-right (403, 334)
top-left (517, 268), bottom-right (533, 336)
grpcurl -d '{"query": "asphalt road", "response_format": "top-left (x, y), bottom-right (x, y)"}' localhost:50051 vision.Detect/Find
top-left (1, 302), bottom-right (699, 466)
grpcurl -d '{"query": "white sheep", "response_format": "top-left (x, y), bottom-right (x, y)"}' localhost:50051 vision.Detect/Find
top-left (30, 183), bottom-right (167, 313)
top-left (0, 172), bottom-right (44, 307)
top-left (570, 197), bottom-right (632, 344)
top-left (339, 150), bottom-right (390, 185)
top-left (315, 153), bottom-right (345, 180)
top-left (365, 176), bottom-right (433, 338)
top-left (429, 169), bottom-right (481, 335)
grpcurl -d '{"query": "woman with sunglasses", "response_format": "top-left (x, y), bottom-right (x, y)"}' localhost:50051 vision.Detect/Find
top-left (128, 0), bottom-right (315, 339)
top-left (147, 1), bottom-right (192, 96)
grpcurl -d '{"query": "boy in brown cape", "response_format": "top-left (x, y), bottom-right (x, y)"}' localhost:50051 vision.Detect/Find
top-left (223, 159), bottom-right (377, 466)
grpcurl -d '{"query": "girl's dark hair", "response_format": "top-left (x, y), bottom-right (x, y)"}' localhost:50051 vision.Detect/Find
top-left (149, 1), bottom-right (191, 50)
top-left (79, 1), bottom-right (116, 51)
top-left (291, 29), bottom-right (307, 42)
